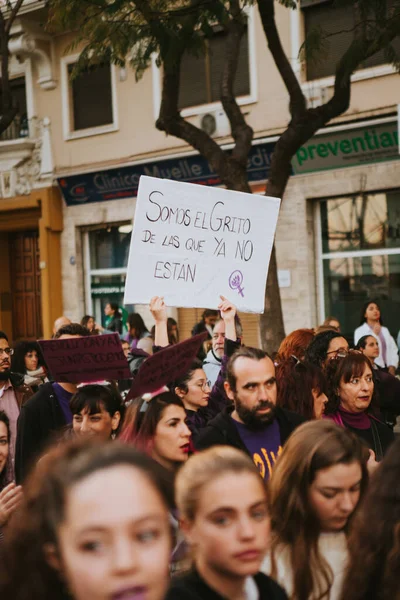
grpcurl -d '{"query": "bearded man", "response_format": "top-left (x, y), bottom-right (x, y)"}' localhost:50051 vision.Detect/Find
top-left (195, 346), bottom-right (305, 479)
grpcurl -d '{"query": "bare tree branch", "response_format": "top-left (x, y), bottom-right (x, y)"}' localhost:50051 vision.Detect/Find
top-left (257, 0), bottom-right (306, 119)
top-left (220, 0), bottom-right (253, 166)
top-left (5, 0), bottom-right (25, 34)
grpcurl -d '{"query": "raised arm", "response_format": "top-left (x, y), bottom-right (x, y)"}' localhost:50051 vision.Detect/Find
top-left (150, 296), bottom-right (169, 348)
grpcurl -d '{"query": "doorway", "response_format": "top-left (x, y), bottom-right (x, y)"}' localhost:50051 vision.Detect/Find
top-left (9, 230), bottom-right (42, 340)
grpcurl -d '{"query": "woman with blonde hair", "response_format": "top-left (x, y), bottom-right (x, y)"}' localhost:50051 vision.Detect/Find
top-left (166, 446), bottom-right (287, 600)
top-left (263, 420), bottom-right (369, 600)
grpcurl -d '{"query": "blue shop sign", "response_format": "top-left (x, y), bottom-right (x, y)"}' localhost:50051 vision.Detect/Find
top-left (57, 141), bottom-right (277, 206)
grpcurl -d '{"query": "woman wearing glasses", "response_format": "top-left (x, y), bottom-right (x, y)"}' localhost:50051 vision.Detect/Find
top-left (305, 330), bottom-right (349, 370)
top-left (325, 352), bottom-right (394, 460)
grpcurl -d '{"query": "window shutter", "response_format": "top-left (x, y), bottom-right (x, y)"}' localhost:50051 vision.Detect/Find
top-left (179, 51), bottom-right (208, 109)
top-left (71, 64), bottom-right (113, 131)
top-left (209, 27), bottom-right (250, 102)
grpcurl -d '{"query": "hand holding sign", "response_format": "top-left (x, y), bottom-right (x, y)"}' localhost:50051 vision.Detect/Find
top-left (218, 295), bottom-right (237, 342)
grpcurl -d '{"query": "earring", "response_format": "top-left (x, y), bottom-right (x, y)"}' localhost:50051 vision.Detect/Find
top-left (111, 431), bottom-right (116, 440)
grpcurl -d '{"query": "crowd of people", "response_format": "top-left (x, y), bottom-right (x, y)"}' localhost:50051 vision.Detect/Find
top-left (0, 296), bottom-right (399, 599)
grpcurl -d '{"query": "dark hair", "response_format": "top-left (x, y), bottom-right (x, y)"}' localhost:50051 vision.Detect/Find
top-left (325, 352), bottom-right (378, 415)
top-left (54, 323), bottom-right (91, 339)
top-left (355, 335), bottom-right (376, 351)
top-left (304, 330), bottom-right (346, 368)
top-left (0, 331), bottom-right (8, 343)
top-left (172, 359), bottom-right (204, 394)
top-left (0, 440), bottom-right (173, 600)
top-left (359, 300), bottom-right (382, 325)
top-left (127, 313), bottom-right (149, 338)
top-left (276, 358), bottom-right (327, 419)
top-left (202, 309), bottom-right (219, 320)
top-left (0, 410), bottom-right (12, 490)
top-left (340, 437), bottom-right (400, 600)
top-left (120, 392), bottom-right (185, 453)
top-left (107, 302), bottom-right (122, 318)
top-left (70, 384), bottom-right (125, 434)
top-left (167, 317), bottom-right (179, 343)
top-left (270, 420), bottom-right (369, 600)
top-left (226, 346), bottom-right (270, 392)
top-left (11, 341), bottom-right (46, 375)
top-left (80, 315), bottom-right (95, 329)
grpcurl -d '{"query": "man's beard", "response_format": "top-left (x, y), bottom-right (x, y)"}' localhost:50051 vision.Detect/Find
top-left (0, 369), bottom-right (11, 381)
top-left (234, 397), bottom-right (277, 430)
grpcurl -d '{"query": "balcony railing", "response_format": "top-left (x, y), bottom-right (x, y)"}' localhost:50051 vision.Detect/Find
top-left (0, 114), bottom-right (30, 142)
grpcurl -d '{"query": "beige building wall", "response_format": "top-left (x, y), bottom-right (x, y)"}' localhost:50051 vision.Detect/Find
top-left (17, 4), bottom-right (400, 343)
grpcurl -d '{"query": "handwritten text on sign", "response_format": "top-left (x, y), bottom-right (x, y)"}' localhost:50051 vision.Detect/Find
top-left (39, 334), bottom-right (130, 383)
top-left (124, 177), bottom-right (281, 313)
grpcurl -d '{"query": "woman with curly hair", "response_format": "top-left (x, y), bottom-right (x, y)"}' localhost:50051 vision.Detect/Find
top-left (305, 331), bottom-right (349, 370)
top-left (263, 420), bottom-right (369, 600)
top-left (340, 436), bottom-right (400, 600)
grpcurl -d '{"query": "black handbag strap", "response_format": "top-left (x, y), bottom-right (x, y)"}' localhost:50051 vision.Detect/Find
top-left (370, 419), bottom-right (383, 462)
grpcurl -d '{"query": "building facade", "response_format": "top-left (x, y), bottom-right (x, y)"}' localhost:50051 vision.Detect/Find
top-left (1, 1), bottom-right (400, 343)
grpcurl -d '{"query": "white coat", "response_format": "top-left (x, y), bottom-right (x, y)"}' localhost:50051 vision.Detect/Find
top-left (354, 322), bottom-right (399, 369)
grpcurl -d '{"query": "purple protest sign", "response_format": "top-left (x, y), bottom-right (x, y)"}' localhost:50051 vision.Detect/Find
top-left (126, 332), bottom-right (208, 401)
top-left (39, 333), bottom-right (131, 383)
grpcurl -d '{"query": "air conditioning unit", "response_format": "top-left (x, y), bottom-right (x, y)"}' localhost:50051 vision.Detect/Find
top-left (303, 84), bottom-right (333, 109)
top-left (197, 109), bottom-right (231, 138)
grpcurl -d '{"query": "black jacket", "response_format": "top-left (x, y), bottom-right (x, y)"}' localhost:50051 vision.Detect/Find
top-left (166, 569), bottom-right (288, 600)
top-left (195, 405), bottom-right (305, 453)
top-left (15, 382), bottom-right (67, 483)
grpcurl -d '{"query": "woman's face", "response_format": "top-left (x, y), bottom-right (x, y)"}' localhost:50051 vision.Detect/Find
top-left (55, 466), bottom-right (171, 600)
top-left (151, 404), bottom-right (191, 470)
top-left (309, 461), bottom-right (362, 532)
top-left (87, 318), bottom-right (95, 331)
top-left (364, 303), bottom-right (380, 322)
top-left (24, 350), bottom-right (39, 371)
top-left (72, 405), bottom-right (121, 441)
top-left (104, 304), bottom-right (113, 317)
top-left (339, 364), bottom-right (374, 413)
top-left (312, 388), bottom-right (328, 419)
top-left (184, 472), bottom-right (270, 579)
top-left (0, 421), bottom-right (9, 474)
top-left (325, 337), bottom-right (349, 364)
top-left (178, 369), bottom-right (210, 412)
top-left (362, 336), bottom-right (379, 360)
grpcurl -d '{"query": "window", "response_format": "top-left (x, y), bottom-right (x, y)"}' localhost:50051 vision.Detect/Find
top-left (0, 77), bottom-right (28, 141)
top-left (85, 225), bottom-right (134, 327)
top-left (302, 0), bottom-right (400, 81)
top-left (62, 56), bottom-right (118, 139)
top-left (319, 190), bottom-right (400, 338)
top-left (179, 25), bottom-right (250, 110)
top-left (69, 63), bottom-right (113, 131)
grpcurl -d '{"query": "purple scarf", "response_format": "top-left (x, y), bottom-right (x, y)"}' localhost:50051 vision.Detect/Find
top-left (326, 406), bottom-right (373, 430)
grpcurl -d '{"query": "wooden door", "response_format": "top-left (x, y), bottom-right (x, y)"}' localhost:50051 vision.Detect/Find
top-left (9, 231), bottom-right (42, 340)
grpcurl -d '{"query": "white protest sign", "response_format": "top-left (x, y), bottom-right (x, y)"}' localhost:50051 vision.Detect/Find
top-left (124, 176), bottom-right (281, 313)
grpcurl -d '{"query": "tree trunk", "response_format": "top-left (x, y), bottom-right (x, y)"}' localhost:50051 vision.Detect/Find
top-left (258, 157), bottom-right (291, 353)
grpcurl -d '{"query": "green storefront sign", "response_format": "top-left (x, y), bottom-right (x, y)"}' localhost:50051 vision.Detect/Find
top-left (292, 121), bottom-right (399, 174)
top-left (91, 284), bottom-right (125, 297)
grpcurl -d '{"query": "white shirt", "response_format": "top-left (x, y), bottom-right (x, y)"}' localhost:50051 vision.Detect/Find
top-left (354, 322), bottom-right (399, 369)
top-left (262, 532), bottom-right (348, 600)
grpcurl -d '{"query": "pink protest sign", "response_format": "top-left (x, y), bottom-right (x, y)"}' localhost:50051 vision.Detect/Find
top-left (126, 332), bottom-right (208, 401)
top-left (39, 333), bottom-right (131, 383)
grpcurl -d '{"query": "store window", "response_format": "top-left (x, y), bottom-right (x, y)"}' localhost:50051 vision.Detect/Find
top-left (179, 24), bottom-right (250, 109)
top-left (302, 0), bottom-right (400, 81)
top-left (319, 190), bottom-right (400, 340)
top-left (85, 224), bottom-right (134, 328)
